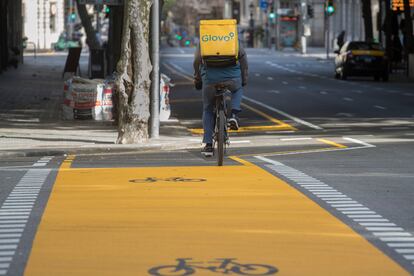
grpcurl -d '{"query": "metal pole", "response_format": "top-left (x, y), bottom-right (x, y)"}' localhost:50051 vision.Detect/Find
top-left (300, 0), bottom-right (307, 54)
top-left (150, 0), bottom-right (160, 139)
top-left (326, 14), bottom-right (330, 59)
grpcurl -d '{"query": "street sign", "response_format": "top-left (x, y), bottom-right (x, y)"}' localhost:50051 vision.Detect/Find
top-left (78, 0), bottom-right (123, 5)
top-left (260, 0), bottom-right (268, 10)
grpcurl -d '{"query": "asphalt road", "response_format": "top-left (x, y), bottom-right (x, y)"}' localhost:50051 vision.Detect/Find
top-left (0, 47), bottom-right (413, 275)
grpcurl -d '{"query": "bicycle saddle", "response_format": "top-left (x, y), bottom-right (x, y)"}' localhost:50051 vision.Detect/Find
top-left (214, 80), bottom-right (237, 93)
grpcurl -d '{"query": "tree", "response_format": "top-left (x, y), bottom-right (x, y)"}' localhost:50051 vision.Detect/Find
top-left (115, 0), bottom-right (153, 144)
top-left (403, 0), bottom-right (414, 53)
top-left (361, 0), bottom-right (374, 42)
top-left (75, 0), bottom-right (100, 49)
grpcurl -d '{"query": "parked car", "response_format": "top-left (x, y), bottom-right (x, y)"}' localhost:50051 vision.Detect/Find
top-left (334, 41), bottom-right (389, 82)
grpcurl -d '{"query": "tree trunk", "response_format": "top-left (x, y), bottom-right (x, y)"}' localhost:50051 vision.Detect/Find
top-left (362, 0), bottom-right (374, 42)
top-left (115, 0), bottom-right (152, 144)
top-left (75, 0), bottom-right (100, 49)
top-left (403, 0), bottom-right (414, 53)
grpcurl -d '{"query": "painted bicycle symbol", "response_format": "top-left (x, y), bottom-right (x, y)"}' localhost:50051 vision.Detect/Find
top-left (148, 258), bottom-right (278, 276)
top-left (129, 177), bottom-right (206, 183)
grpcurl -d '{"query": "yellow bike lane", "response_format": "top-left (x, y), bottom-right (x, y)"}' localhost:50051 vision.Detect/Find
top-left (25, 156), bottom-right (408, 275)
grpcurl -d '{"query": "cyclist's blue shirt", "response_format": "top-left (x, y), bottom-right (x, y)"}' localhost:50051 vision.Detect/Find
top-left (200, 63), bottom-right (242, 85)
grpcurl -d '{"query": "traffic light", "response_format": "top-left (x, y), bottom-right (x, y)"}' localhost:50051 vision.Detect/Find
top-left (105, 5), bottom-right (110, 18)
top-left (269, 7), bottom-right (276, 19)
top-left (307, 5), bottom-right (314, 18)
top-left (70, 12), bottom-right (76, 22)
top-left (326, 0), bottom-right (335, 16)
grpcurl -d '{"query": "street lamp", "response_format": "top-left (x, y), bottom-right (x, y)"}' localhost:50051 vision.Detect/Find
top-left (249, 2), bottom-right (255, 47)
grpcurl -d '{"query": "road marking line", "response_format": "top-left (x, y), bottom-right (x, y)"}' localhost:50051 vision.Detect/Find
top-left (0, 239), bottom-right (19, 244)
top-left (343, 97), bottom-right (354, 102)
top-left (374, 232), bottom-right (412, 237)
top-left (0, 168), bottom-right (50, 276)
top-left (348, 215), bottom-right (383, 218)
top-left (242, 103), bottom-right (297, 131)
top-left (360, 223), bottom-right (396, 226)
top-left (255, 155), bottom-right (414, 269)
top-left (280, 137), bottom-right (312, 141)
top-left (396, 250), bottom-right (414, 253)
top-left (367, 227), bottom-right (404, 231)
top-left (267, 76), bottom-right (274, 80)
top-left (388, 244), bottom-right (414, 247)
top-left (243, 96), bottom-right (323, 130)
top-left (381, 238), bottom-right (414, 242)
top-left (333, 204), bottom-right (363, 207)
top-left (317, 138), bottom-right (347, 149)
top-left (163, 63), bottom-right (193, 82)
top-left (355, 219), bottom-right (390, 222)
top-left (375, 105), bottom-right (387, 110)
top-left (0, 229), bottom-right (24, 233)
top-left (343, 137), bottom-right (375, 148)
top-left (337, 207), bottom-right (370, 211)
top-left (189, 102), bottom-right (296, 134)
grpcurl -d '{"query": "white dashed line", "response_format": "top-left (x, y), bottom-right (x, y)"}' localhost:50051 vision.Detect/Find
top-left (0, 168), bottom-right (51, 275)
top-left (320, 91), bottom-right (328, 95)
top-left (243, 96), bottom-right (323, 130)
top-left (343, 97), bottom-right (354, 102)
top-left (267, 76), bottom-right (274, 81)
top-left (255, 156), bottom-right (414, 268)
top-left (374, 105), bottom-right (387, 110)
top-left (267, 90), bottom-right (280, 94)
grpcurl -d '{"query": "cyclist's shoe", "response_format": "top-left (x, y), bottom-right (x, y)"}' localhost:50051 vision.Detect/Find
top-left (201, 143), bottom-right (214, 157)
top-left (228, 114), bottom-right (240, 130)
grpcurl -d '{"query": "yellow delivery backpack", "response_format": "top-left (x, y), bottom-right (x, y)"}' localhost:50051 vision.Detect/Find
top-left (199, 19), bottom-right (239, 68)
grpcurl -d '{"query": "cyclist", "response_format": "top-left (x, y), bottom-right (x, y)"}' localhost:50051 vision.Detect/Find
top-left (193, 29), bottom-right (248, 157)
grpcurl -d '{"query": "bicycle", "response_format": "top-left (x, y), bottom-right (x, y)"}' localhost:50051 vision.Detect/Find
top-left (148, 258), bottom-right (278, 276)
top-left (213, 84), bottom-right (231, 166)
top-left (129, 177), bottom-right (206, 183)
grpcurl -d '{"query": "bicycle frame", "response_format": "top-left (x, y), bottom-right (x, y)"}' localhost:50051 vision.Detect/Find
top-left (213, 87), bottom-right (230, 166)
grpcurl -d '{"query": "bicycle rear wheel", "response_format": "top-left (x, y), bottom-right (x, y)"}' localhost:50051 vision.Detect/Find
top-left (217, 109), bottom-right (225, 166)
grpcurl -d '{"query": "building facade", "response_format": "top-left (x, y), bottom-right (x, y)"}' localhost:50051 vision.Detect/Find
top-left (22, 0), bottom-right (66, 50)
top-left (232, 0), bottom-right (381, 48)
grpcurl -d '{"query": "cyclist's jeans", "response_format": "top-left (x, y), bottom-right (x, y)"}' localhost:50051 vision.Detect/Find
top-left (202, 81), bottom-right (243, 144)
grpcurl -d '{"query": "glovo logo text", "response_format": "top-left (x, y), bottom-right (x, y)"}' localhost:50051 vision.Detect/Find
top-left (202, 32), bottom-right (235, 43)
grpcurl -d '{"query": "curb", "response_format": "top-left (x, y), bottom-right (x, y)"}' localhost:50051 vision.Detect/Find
top-left (0, 142), bottom-right (202, 158)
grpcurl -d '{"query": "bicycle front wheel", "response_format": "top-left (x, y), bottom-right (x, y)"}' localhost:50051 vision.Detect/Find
top-left (217, 109), bottom-right (226, 166)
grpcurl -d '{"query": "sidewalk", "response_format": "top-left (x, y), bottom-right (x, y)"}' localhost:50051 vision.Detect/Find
top-left (0, 53), bottom-right (197, 157)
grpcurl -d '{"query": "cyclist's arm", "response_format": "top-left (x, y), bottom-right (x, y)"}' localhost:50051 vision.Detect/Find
top-left (193, 44), bottom-right (202, 83)
top-left (239, 44), bottom-right (248, 87)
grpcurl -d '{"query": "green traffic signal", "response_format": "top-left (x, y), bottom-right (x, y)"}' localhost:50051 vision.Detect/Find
top-left (269, 12), bottom-right (276, 19)
top-left (70, 12), bottom-right (76, 21)
top-left (326, 0), bottom-right (335, 15)
top-left (175, 35), bottom-right (183, 41)
top-left (105, 6), bottom-right (110, 13)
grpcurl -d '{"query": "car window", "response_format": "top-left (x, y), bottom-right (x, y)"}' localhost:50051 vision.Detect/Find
top-left (348, 42), bottom-right (383, 51)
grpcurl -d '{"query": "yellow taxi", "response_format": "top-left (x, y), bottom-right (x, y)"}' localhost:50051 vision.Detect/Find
top-left (334, 41), bottom-right (389, 81)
